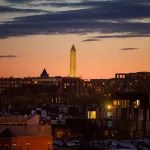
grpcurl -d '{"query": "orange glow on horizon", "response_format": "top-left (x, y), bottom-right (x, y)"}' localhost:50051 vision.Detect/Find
top-left (0, 34), bottom-right (150, 79)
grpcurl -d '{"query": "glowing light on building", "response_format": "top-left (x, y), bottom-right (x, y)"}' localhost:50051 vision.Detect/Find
top-left (34, 81), bottom-right (38, 84)
top-left (88, 111), bottom-right (96, 119)
top-left (107, 105), bottom-right (112, 109)
top-left (64, 83), bottom-right (67, 88)
top-left (113, 100), bottom-right (117, 106)
top-left (134, 99), bottom-right (140, 108)
top-left (137, 99), bottom-right (140, 106)
top-left (113, 100), bottom-right (130, 108)
top-left (69, 45), bottom-right (76, 77)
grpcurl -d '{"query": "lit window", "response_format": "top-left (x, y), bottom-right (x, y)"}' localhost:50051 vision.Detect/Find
top-left (107, 112), bottom-right (112, 119)
top-left (48, 143), bottom-right (50, 150)
top-left (113, 100), bottom-right (117, 106)
top-left (51, 98), bottom-right (54, 103)
top-left (137, 100), bottom-right (140, 107)
top-left (56, 97), bottom-right (58, 103)
top-left (133, 100), bottom-right (140, 108)
top-left (64, 83), bottom-right (67, 88)
top-left (34, 81), bottom-right (38, 84)
top-left (26, 143), bottom-right (30, 150)
top-left (88, 111), bottom-right (96, 119)
top-left (12, 144), bottom-right (16, 150)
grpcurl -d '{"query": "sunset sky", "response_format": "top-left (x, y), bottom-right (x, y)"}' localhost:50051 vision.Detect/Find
top-left (0, 0), bottom-right (150, 79)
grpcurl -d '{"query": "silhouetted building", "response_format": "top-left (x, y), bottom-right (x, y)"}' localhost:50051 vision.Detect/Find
top-left (115, 72), bottom-right (150, 93)
top-left (0, 84), bottom-right (68, 108)
top-left (61, 77), bottom-right (84, 95)
top-left (32, 76), bottom-right (61, 86)
top-left (0, 77), bottom-right (32, 94)
top-left (40, 68), bottom-right (49, 78)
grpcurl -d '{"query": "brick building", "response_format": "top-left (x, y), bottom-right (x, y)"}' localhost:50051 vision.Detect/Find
top-left (0, 114), bottom-right (53, 150)
top-left (0, 126), bottom-right (52, 150)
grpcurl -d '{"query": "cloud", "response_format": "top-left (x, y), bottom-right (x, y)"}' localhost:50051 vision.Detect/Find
top-left (0, 6), bottom-right (44, 13)
top-left (120, 48), bottom-right (138, 51)
top-left (6, 0), bottom-right (32, 3)
top-left (1, 0), bottom-right (150, 38)
top-left (0, 55), bottom-right (17, 58)
top-left (90, 34), bottom-right (150, 39)
top-left (82, 38), bottom-right (100, 42)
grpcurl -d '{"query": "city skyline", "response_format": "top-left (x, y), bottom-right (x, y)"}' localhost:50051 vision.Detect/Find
top-left (0, 0), bottom-right (150, 79)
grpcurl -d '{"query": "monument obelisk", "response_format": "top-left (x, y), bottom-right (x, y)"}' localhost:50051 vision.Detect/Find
top-left (69, 45), bottom-right (76, 77)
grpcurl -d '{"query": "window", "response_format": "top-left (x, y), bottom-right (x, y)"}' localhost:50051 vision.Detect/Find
top-left (48, 143), bottom-right (50, 150)
top-left (88, 111), bottom-right (96, 119)
top-left (113, 100), bottom-right (117, 106)
top-left (51, 98), bottom-right (54, 103)
top-left (64, 83), bottom-right (67, 88)
top-left (12, 144), bottom-right (16, 150)
top-left (26, 143), bottom-right (30, 150)
top-left (55, 97), bottom-right (58, 103)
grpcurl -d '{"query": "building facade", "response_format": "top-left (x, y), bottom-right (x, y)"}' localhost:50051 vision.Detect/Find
top-left (0, 126), bottom-right (53, 150)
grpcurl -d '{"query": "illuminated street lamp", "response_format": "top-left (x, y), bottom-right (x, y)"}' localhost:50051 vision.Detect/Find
top-left (107, 105), bottom-right (112, 110)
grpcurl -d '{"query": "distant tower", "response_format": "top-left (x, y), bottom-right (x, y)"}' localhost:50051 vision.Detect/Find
top-left (40, 68), bottom-right (49, 78)
top-left (69, 45), bottom-right (76, 77)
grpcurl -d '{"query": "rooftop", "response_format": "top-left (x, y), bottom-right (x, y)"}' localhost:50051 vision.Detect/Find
top-left (0, 125), bottom-right (51, 137)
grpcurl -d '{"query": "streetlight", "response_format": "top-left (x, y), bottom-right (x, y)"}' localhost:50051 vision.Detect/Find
top-left (107, 105), bottom-right (112, 110)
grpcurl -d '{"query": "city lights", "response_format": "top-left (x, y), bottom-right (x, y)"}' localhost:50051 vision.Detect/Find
top-left (0, 0), bottom-right (150, 147)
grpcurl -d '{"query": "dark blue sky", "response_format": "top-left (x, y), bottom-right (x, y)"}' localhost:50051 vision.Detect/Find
top-left (0, 0), bottom-right (150, 78)
top-left (0, 0), bottom-right (150, 39)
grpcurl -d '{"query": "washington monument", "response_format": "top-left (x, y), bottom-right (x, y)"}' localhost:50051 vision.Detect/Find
top-left (69, 45), bottom-right (76, 77)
